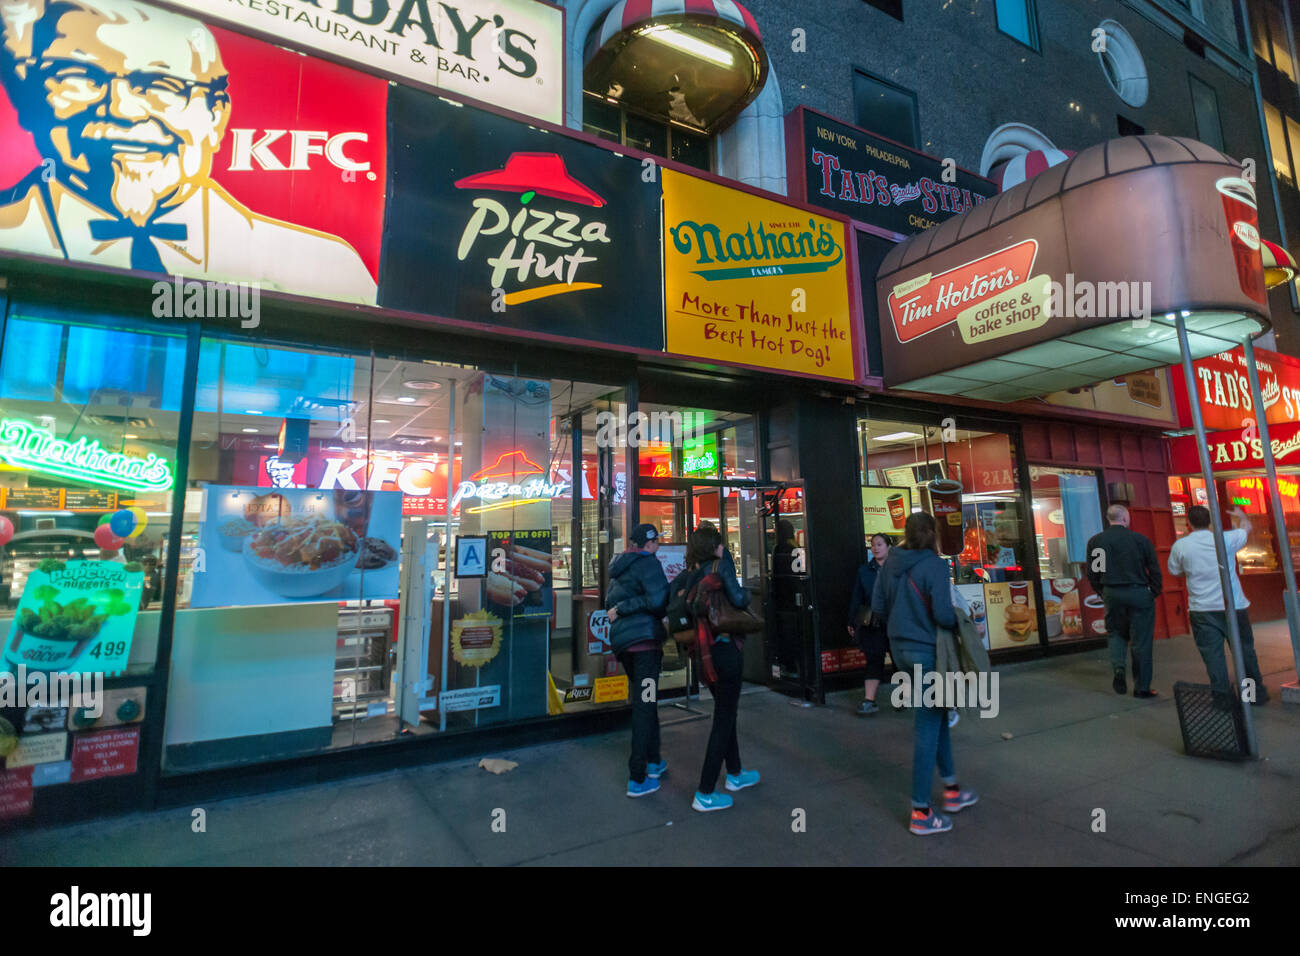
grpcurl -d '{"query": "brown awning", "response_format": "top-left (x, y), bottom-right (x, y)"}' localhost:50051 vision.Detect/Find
top-left (875, 136), bottom-right (1271, 402)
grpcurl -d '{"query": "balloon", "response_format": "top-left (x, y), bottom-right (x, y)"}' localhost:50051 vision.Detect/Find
top-left (97, 513), bottom-right (113, 527)
top-left (0, 515), bottom-right (12, 546)
top-left (109, 508), bottom-right (137, 538)
top-left (126, 507), bottom-right (148, 539)
top-left (93, 523), bottom-right (125, 552)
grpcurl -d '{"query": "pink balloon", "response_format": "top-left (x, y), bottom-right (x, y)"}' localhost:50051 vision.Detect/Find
top-left (93, 523), bottom-right (125, 552)
top-left (0, 515), bottom-right (12, 546)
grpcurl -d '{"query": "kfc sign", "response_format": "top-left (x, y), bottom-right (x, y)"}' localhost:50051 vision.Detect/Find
top-left (0, 2), bottom-right (386, 304)
top-left (164, 0), bottom-right (563, 124)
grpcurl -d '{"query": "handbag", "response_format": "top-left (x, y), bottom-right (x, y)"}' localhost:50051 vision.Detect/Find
top-left (695, 560), bottom-right (764, 636)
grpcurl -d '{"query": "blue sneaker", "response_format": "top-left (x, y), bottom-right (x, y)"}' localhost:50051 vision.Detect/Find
top-left (942, 786), bottom-right (979, 813)
top-left (692, 791), bottom-right (734, 812)
top-left (627, 777), bottom-right (660, 798)
top-left (724, 769), bottom-right (760, 792)
top-left (909, 807), bottom-right (953, 835)
top-left (646, 760), bottom-right (668, 779)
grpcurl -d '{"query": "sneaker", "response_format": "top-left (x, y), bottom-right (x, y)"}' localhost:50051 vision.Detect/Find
top-left (627, 777), bottom-right (660, 798)
top-left (948, 708), bottom-right (960, 728)
top-left (909, 807), bottom-right (953, 835)
top-left (725, 769), bottom-right (760, 791)
top-left (1134, 689), bottom-right (1159, 699)
top-left (942, 786), bottom-right (979, 813)
top-left (1112, 670), bottom-right (1127, 695)
top-left (646, 759), bottom-right (668, 779)
top-left (856, 700), bottom-right (880, 717)
top-left (692, 791), bottom-right (734, 812)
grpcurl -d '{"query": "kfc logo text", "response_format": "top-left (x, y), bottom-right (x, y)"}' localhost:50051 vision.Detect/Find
top-left (227, 129), bottom-right (370, 173)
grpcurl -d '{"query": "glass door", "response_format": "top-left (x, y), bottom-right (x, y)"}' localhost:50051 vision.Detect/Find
top-left (1028, 465), bottom-right (1106, 645)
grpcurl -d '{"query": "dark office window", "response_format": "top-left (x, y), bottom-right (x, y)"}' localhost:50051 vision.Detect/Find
top-left (863, 0), bottom-right (903, 21)
top-left (1117, 115), bottom-right (1146, 137)
top-left (995, 0), bottom-right (1039, 51)
top-left (1188, 74), bottom-right (1225, 151)
top-left (581, 95), bottom-right (711, 173)
top-left (852, 69), bottom-right (920, 148)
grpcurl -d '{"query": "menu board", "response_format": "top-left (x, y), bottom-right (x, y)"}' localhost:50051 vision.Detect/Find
top-left (63, 490), bottom-right (119, 512)
top-left (3, 487), bottom-right (63, 509)
top-left (484, 530), bottom-right (553, 620)
top-left (191, 486), bottom-right (402, 607)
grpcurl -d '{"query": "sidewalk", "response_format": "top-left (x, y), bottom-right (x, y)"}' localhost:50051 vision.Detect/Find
top-left (4, 623), bottom-right (1298, 866)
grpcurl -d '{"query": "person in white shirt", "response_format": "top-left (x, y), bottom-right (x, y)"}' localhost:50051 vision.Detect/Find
top-left (1166, 506), bottom-right (1267, 704)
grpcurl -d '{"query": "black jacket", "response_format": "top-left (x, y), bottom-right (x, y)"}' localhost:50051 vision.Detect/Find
top-left (848, 558), bottom-right (886, 628)
top-left (771, 541), bottom-right (796, 607)
top-left (1085, 525), bottom-right (1162, 596)
top-left (607, 550), bottom-right (670, 653)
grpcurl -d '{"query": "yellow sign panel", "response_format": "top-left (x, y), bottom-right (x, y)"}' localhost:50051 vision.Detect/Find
top-left (451, 609), bottom-right (503, 667)
top-left (662, 169), bottom-right (856, 381)
top-left (592, 674), bottom-right (629, 704)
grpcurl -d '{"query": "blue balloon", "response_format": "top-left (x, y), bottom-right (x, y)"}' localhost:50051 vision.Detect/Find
top-left (109, 508), bottom-right (137, 538)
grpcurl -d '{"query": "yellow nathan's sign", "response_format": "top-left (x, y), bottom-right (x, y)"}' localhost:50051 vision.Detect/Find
top-left (662, 170), bottom-right (856, 381)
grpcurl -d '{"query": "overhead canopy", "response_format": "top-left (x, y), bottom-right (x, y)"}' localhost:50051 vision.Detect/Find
top-left (584, 0), bottom-right (768, 134)
top-left (876, 136), bottom-right (1271, 403)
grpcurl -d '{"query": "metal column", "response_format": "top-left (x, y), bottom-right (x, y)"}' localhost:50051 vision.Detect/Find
top-left (1176, 315), bottom-right (1257, 756)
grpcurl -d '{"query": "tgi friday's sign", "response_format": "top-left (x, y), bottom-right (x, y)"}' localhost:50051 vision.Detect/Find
top-left (161, 0), bottom-right (564, 124)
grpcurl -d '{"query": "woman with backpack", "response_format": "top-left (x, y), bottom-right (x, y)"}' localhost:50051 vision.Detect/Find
top-left (847, 533), bottom-right (892, 716)
top-left (678, 521), bottom-right (759, 812)
top-left (871, 512), bottom-right (978, 835)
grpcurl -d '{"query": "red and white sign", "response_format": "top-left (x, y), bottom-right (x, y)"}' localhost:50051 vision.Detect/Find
top-left (1171, 345), bottom-right (1300, 432)
top-left (69, 727), bottom-right (141, 783)
top-left (0, 767), bottom-right (34, 819)
top-left (1168, 420), bottom-right (1300, 474)
top-left (886, 240), bottom-right (1039, 343)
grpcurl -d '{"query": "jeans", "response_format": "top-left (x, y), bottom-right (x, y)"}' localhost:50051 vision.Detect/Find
top-left (1103, 585), bottom-right (1156, 693)
top-left (1189, 609), bottom-right (1265, 700)
top-left (617, 648), bottom-right (662, 783)
top-left (698, 639), bottom-right (744, 793)
top-left (890, 638), bottom-right (958, 809)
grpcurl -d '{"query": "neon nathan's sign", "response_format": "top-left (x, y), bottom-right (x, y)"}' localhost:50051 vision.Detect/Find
top-left (0, 419), bottom-right (174, 492)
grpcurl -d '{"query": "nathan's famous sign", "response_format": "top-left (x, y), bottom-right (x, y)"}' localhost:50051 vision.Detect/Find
top-left (165, 0), bottom-right (563, 123)
top-left (0, 0), bottom-right (386, 303)
top-left (662, 169), bottom-right (856, 382)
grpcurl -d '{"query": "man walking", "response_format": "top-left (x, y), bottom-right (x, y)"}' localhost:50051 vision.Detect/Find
top-left (1167, 506), bottom-right (1268, 704)
top-left (1086, 505), bottom-right (1162, 698)
top-left (608, 524), bottom-right (670, 797)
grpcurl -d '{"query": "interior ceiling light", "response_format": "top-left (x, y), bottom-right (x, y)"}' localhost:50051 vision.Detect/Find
top-left (402, 379), bottom-right (442, 391)
top-left (241, 428), bottom-right (259, 433)
top-left (396, 396), bottom-right (418, 404)
top-left (373, 419), bottom-right (391, 424)
top-left (639, 24), bottom-right (735, 67)
top-left (123, 433), bottom-right (138, 439)
top-left (874, 431), bottom-right (922, 442)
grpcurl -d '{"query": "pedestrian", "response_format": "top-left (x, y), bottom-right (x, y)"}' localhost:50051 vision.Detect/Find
top-left (847, 533), bottom-right (892, 715)
top-left (1085, 504), bottom-right (1163, 698)
top-left (139, 555), bottom-right (162, 609)
top-left (770, 518), bottom-right (800, 678)
top-left (1167, 505), bottom-right (1268, 704)
top-left (607, 523), bottom-right (671, 797)
top-left (685, 521), bottom-right (760, 812)
top-left (872, 512), bottom-right (978, 835)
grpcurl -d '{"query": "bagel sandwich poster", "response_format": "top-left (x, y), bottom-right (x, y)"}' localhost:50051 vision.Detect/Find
top-left (191, 486), bottom-right (402, 607)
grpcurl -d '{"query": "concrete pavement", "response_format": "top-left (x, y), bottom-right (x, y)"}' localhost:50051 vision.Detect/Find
top-left (3, 622), bottom-right (1298, 866)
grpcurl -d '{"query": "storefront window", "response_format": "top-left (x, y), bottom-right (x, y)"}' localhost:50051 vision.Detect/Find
top-left (858, 414), bottom-right (1036, 651)
top-left (0, 311), bottom-right (183, 678)
top-left (1028, 465), bottom-right (1105, 644)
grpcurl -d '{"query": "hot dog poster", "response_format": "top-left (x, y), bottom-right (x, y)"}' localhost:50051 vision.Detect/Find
top-left (484, 530), bottom-right (553, 620)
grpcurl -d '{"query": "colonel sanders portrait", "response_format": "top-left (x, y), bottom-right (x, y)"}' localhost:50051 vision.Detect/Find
top-left (0, 0), bottom-right (377, 302)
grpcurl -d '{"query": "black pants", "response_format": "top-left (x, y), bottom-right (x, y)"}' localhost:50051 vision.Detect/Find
top-left (699, 639), bottom-right (744, 793)
top-left (1103, 585), bottom-right (1156, 694)
top-left (617, 648), bottom-right (662, 783)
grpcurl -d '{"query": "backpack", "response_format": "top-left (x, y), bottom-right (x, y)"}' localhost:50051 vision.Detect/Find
top-left (665, 569), bottom-right (696, 645)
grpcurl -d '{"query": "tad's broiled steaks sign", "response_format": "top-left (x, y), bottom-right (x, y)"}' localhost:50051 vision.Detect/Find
top-left (379, 87), bottom-right (664, 351)
top-left (165, 0), bottom-right (563, 124)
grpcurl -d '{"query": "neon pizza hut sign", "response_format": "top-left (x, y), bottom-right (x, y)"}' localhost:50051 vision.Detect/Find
top-left (449, 451), bottom-right (569, 514)
top-left (0, 419), bottom-right (174, 492)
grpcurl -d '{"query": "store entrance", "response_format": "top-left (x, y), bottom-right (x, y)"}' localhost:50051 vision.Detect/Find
top-left (637, 478), bottom-right (813, 694)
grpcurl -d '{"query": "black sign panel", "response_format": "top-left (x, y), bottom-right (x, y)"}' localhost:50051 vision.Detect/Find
top-left (381, 86), bottom-right (664, 350)
top-left (792, 108), bottom-right (998, 237)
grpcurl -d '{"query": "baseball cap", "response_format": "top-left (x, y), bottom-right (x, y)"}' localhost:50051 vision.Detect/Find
top-left (630, 523), bottom-right (658, 546)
